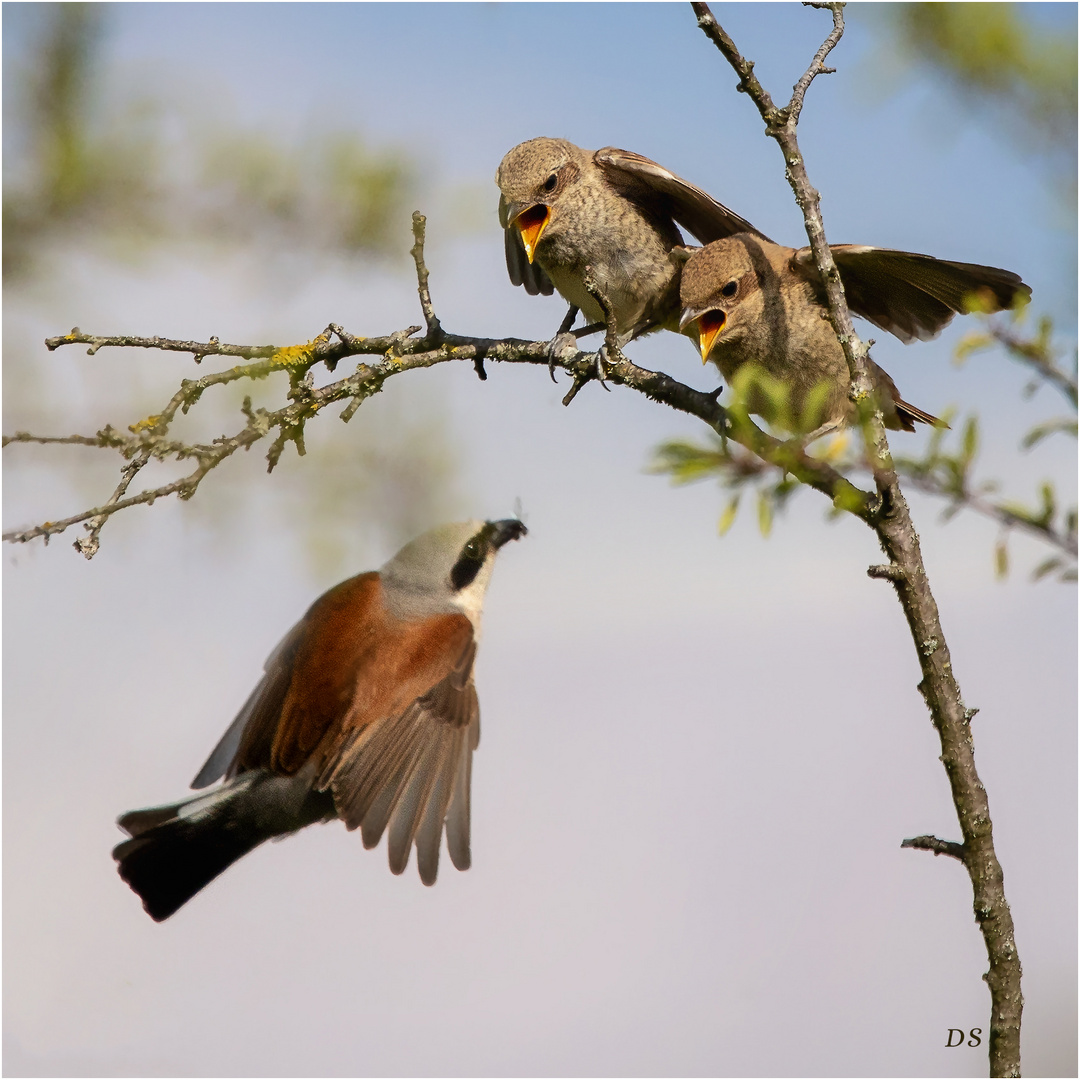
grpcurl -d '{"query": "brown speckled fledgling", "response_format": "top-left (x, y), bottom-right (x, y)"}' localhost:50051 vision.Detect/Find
top-left (679, 235), bottom-right (1030, 434)
top-left (496, 137), bottom-right (767, 345)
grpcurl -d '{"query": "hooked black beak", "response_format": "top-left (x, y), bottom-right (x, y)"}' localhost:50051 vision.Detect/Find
top-left (488, 519), bottom-right (528, 548)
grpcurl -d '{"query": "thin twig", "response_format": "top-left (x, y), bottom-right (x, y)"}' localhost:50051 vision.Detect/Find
top-left (410, 211), bottom-right (443, 341)
top-left (989, 322), bottom-right (1077, 406)
top-left (692, 4), bottom-right (780, 120)
top-left (789, 3), bottom-right (843, 123)
top-left (44, 328), bottom-right (275, 362)
top-left (902, 835), bottom-right (967, 861)
top-left (74, 448), bottom-right (154, 558)
top-left (901, 471), bottom-right (1077, 559)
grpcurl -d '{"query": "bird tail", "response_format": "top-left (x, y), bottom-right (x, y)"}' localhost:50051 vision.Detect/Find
top-left (113, 770), bottom-right (335, 922)
top-left (894, 397), bottom-right (947, 432)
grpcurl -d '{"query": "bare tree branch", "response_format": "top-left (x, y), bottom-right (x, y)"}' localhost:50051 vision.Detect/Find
top-left (692, 4), bottom-right (1024, 1074)
top-left (4, 215), bottom-right (870, 555)
top-left (44, 329), bottom-right (275, 363)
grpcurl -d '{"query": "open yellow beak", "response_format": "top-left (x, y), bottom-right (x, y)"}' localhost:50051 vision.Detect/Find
top-left (512, 204), bottom-right (552, 264)
top-left (697, 311), bottom-right (727, 364)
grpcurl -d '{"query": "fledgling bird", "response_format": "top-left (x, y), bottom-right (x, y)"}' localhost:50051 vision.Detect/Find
top-left (113, 518), bottom-right (527, 921)
top-left (679, 235), bottom-right (1031, 434)
top-left (496, 136), bottom-right (768, 351)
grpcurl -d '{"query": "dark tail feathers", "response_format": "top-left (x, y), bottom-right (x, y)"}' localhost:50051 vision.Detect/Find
top-left (113, 772), bottom-right (335, 921)
top-left (894, 397), bottom-right (947, 432)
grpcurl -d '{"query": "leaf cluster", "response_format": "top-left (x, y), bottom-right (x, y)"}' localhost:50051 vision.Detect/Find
top-left (651, 310), bottom-right (1078, 582)
top-left (649, 365), bottom-right (848, 539)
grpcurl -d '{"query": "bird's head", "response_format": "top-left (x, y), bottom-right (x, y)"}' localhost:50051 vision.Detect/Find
top-left (496, 137), bottom-right (583, 263)
top-left (678, 240), bottom-right (758, 364)
top-left (381, 519), bottom-right (528, 626)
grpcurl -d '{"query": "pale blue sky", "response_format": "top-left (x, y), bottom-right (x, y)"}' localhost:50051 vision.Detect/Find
top-left (4, 4), bottom-right (1076, 1076)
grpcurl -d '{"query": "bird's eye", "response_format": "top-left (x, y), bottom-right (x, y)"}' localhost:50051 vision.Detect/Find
top-left (542, 172), bottom-right (558, 193)
top-left (721, 280), bottom-right (738, 298)
top-left (451, 538), bottom-right (486, 591)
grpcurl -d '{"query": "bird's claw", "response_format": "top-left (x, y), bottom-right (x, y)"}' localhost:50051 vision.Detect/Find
top-left (546, 332), bottom-right (579, 383)
top-left (593, 345), bottom-right (611, 390)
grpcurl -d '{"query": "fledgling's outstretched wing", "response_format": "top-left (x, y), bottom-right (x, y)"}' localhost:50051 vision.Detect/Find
top-left (595, 147), bottom-right (771, 245)
top-left (791, 245), bottom-right (1031, 344)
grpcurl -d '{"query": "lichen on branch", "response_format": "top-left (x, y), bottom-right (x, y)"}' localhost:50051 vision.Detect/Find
top-left (3, 213), bottom-right (870, 559)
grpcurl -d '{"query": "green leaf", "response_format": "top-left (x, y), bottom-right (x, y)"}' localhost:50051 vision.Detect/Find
top-left (799, 380), bottom-right (832, 434)
top-left (961, 415), bottom-right (979, 468)
top-left (998, 501), bottom-right (1045, 528)
top-left (954, 333), bottom-right (994, 365)
top-left (757, 490), bottom-right (773, 538)
top-left (1032, 555), bottom-right (1063, 581)
top-left (648, 439), bottom-right (726, 484)
top-left (1021, 417), bottom-right (1078, 449)
top-left (1039, 482), bottom-right (1056, 525)
top-left (994, 537), bottom-right (1009, 580)
top-left (730, 364), bottom-right (795, 433)
top-left (718, 495), bottom-right (740, 537)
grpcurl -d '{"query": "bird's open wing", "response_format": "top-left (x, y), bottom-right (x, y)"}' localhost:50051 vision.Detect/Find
top-left (318, 632), bottom-right (479, 885)
top-left (187, 569), bottom-right (480, 884)
top-left (595, 147), bottom-right (771, 245)
top-left (792, 245), bottom-right (1031, 344)
top-left (190, 619), bottom-right (307, 788)
top-left (500, 193), bottom-right (554, 296)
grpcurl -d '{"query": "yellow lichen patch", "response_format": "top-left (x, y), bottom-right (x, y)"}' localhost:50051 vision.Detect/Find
top-left (129, 414), bottom-right (162, 433)
top-left (272, 342), bottom-right (317, 366)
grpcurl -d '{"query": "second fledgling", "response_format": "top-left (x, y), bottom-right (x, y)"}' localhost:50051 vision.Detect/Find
top-left (679, 235), bottom-right (1030, 435)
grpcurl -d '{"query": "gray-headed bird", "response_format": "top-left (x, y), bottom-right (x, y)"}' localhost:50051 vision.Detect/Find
top-left (114, 519), bottom-right (527, 921)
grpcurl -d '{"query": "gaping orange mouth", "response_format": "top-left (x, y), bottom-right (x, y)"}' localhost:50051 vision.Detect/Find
top-left (697, 310), bottom-right (727, 363)
top-left (512, 204), bottom-right (552, 263)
